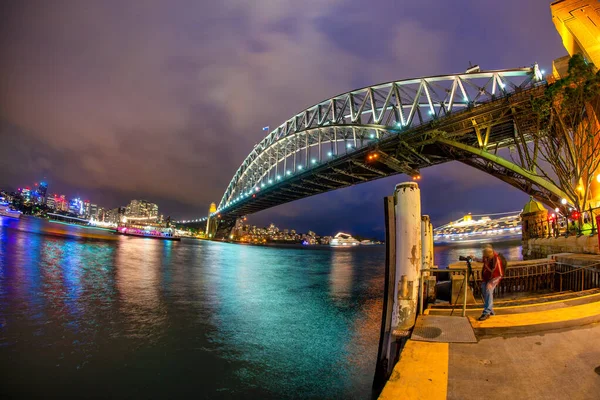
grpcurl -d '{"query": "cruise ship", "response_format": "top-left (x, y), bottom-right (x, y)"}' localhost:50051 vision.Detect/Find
top-left (433, 212), bottom-right (522, 244)
top-left (330, 232), bottom-right (361, 247)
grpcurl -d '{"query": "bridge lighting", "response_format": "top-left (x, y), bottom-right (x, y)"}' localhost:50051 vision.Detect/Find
top-left (255, 187), bottom-right (259, 191)
top-left (327, 151), bottom-right (333, 157)
top-left (261, 183), bottom-right (265, 188)
top-left (298, 165), bottom-right (303, 170)
top-left (561, 198), bottom-right (568, 205)
top-left (428, 110), bottom-right (434, 115)
top-left (555, 207), bottom-right (560, 213)
top-left (311, 159), bottom-right (317, 164)
top-left (396, 121), bottom-right (403, 127)
top-left (286, 170), bottom-right (291, 175)
top-left (541, 69), bottom-right (546, 75)
top-left (268, 179), bottom-right (273, 184)
top-left (412, 174), bottom-right (421, 180)
top-left (347, 143), bottom-right (353, 148)
top-left (370, 133), bottom-right (375, 139)
top-left (463, 96), bottom-right (468, 102)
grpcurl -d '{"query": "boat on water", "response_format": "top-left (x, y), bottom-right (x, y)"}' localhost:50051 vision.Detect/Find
top-left (434, 212), bottom-right (522, 245)
top-left (330, 232), bottom-right (361, 247)
top-left (116, 220), bottom-right (180, 241)
top-left (0, 203), bottom-right (21, 219)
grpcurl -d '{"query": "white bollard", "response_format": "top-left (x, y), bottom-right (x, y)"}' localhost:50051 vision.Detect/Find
top-left (392, 182), bottom-right (422, 335)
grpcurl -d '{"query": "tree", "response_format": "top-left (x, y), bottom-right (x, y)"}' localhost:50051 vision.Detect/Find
top-left (529, 54), bottom-right (600, 212)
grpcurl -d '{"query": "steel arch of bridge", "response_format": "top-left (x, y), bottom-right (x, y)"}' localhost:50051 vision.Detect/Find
top-left (216, 65), bottom-right (544, 214)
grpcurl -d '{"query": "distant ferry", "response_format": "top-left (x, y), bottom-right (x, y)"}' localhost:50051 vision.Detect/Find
top-left (434, 212), bottom-right (522, 244)
top-left (116, 219), bottom-right (180, 241)
top-left (330, 232), bottom-right (361, 247)
top-left (0, 203), bottom-right (21, 219)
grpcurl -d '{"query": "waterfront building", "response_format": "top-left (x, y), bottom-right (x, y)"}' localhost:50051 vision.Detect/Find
top-left (45, 196), bottom-right (56, 210)
top-left (34, 181), bottom-right (48, 204)
top-left (126, 199), bottom-right (159, 219)
top-left (20, 188), bottom-right (32, 203)
top-left (83, 200), bottom-right (91, 218)
top-left (69, 197), bottom-right (84, 216)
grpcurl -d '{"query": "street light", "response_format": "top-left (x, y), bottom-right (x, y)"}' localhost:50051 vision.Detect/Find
top-left (561, 198), bottom-right (567, 205)
top-left (597, 174), bottom-right (600, 183)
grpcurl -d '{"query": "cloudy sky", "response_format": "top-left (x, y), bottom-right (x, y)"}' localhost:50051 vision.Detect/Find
top-left (0, 1), bottom-right (566, 237)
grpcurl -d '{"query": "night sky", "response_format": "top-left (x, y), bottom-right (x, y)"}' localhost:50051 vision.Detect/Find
top-left (0, 1), bottom-right (566, 238)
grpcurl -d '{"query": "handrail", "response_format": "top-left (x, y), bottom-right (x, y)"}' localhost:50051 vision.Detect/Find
top-left (419, 267), bottom-right (468, 317)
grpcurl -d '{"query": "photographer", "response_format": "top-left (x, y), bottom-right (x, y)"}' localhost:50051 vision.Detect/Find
top-left (471, 244), bottom-right (504, 321)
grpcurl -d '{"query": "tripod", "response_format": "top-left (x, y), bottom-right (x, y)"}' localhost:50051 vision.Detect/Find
top-left (450, 257), bottom-right (484, 316)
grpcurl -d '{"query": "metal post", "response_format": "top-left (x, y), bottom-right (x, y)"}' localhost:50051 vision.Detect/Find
top-left (462, 274), bottom-right (468, 317)
top-left (392, 182), bottom-right (421, 335)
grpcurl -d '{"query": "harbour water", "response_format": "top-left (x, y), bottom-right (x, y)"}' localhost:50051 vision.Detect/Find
top-left (0, 217), bottom-right (521, 399)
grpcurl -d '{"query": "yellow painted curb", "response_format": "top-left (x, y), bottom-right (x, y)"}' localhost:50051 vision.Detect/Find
top-left (379, 340), bottom-right (448, 400)
top-left (433, 291), bottom-right (600, 313)
top-left (470, 299), bottom-right (600, 329)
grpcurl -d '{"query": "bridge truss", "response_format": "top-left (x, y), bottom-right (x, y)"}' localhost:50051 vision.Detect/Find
top-left (178, 64), bottom-right (570, 232)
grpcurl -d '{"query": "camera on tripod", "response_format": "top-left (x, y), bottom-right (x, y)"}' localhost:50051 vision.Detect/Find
top-left (459, 255), bottom-right (473, 262)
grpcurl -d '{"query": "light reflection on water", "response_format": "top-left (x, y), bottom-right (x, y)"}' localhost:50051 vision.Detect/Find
top-left (0, 216), bottom-right (521, 399)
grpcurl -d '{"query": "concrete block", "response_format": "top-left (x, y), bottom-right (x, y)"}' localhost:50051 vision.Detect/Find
top-left (450, 274), bottom-right (476, 305)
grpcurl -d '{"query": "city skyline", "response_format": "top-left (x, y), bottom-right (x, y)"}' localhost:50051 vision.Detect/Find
top-left (0, 1), bottom-right (566, 237)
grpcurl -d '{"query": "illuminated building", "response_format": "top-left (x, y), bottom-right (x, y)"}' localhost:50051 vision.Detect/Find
top-left (20, 187), bottom-right (32, 203)
top-left (551, 1), bottom-right (600, 70)
top-left (45, 196), bottom-right (56, 209)
top-left (125, 199), bottom-right (159, 219)
top-left (69, 197), bottom-right (84, 216)
top-left (105, 207), bottom-right (126, 224)
top-left (89, 203), bottom-right (98, 219)
top-left (551, 0), bottom-right (600, 206)
top-left (84, 200), bottom-right (91, 218)
top-left (34, 181), bottom-right (48, 204)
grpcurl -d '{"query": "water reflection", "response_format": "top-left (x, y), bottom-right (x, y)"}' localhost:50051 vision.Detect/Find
top-left (115, 237), bottom-right (167, 341)
top-left (329, 249), bottom-right (355, 303)
top-left (0, 217), bottom-right (522, 399)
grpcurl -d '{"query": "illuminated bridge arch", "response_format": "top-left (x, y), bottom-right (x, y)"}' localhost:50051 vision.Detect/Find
top-left (213, 65), bottom-right (545, 218)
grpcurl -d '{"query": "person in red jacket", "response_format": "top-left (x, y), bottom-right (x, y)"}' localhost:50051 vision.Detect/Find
top-left (472, 244), bottom-right (504, 321)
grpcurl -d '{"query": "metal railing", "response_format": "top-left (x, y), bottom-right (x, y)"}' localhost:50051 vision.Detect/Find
top-left (418, 261), bottom-right (600, 315)
top-left (556, 262), bottom-right (600, 292)
top-left (472, 261), bottom-right (557, 296)
top-left (526, 205), bottom-right (599, 239)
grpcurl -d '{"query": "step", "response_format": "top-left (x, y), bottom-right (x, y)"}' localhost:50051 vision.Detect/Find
top-left (431, 288), bottom-right (600, 310)
top-left (428, 291), bottom-right (600, 318)
top-left (469, 297), bottom-right (600, 337)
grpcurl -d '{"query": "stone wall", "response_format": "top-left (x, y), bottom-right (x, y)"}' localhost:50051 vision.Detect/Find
top-left (523, 235), bottom-right (600, 259)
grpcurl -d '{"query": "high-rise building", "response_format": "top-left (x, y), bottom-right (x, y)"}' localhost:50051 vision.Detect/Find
top-left (83, 200), bottom-right (91, 218)
top-left (105, 207), bottom-right (126, 224)
top-left (69, 197), bottom-right (84, 216)
top-left (20, 188), bottom-right (32, 203)
top-left (90, 204), bottom-right (98, 219)
top-left (35, 181), bottom-right (48, 204)
top-left (56, 195), bottom-right (68, 212)
top-left (45, 196), bottom-right (56, 210)
top-left (125, 199), bottom-right (159, 219)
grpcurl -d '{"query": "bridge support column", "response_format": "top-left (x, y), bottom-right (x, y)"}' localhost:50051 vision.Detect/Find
top-left (392, 182), bottom-right (422, 337)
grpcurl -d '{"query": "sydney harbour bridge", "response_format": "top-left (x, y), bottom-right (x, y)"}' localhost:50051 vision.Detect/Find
top-left (177, 63), bottom-right (573, 238)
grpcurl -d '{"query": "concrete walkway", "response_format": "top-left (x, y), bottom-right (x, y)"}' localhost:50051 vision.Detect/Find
top-left (448, 323), bottom-right (600, 400)
top-left (379, 295), bottom-right (600, 400)
top-left (380, 323), bottom-right (600, 400)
